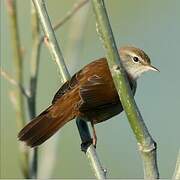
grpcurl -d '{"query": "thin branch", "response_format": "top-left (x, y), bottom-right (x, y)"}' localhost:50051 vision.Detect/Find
top-left (32, 0), bottom-right (70, 82)
top-left (6, 0), bottom-right (29, 178)
top-left (6, 0), bottom-right (26, 128)
top-left (173, 149), bottom-right (180, 180)
top-left (76, 118), bottom-right (107, 179)
top-left (39, 0), bottom-right (89, 50)
top-left (39, 2), bottom-right (90, 178)
top-left (53, 0), bottom-right (89, 30)
top-left (26, 3), bottom-right (41, 179)
top-left (91, 0), bottom-right (159, 179)
top-left (32, 0), bottom-right (106, 178)
top-left (0, 68), bottom-right (29, 98)
top-left (29, 2), bottom-right (41, 109)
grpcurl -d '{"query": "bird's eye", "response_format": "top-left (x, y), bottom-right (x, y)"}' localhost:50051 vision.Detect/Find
top-left (132, 56), bottom-right (139, 63)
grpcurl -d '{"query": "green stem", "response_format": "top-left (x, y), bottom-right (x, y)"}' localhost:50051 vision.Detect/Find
top-left (6, 0), bottom-right (25, 129)
top-left (76, 118), bottom-right (106, 179)
top-left (32, 0), bottom-right (70, 82)
top-left (27, 3), bottom-right (41, 178)
top-left (6, 0), bottom-right (29, 178)
top-left (91, 0), bottom-right (159, 179)
top-left (32, 0), bottom-right (106, 178)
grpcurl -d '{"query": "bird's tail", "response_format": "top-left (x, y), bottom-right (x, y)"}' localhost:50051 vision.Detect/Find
top-left (18, 98), bottom-right (76, 147)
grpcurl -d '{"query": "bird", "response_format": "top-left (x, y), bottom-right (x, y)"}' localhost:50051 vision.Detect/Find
top-left (18, 46), bottom-right (159, 147)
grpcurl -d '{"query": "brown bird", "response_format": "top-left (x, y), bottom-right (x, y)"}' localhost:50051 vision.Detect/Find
top-left (18, 46), bottom-right (159, 147)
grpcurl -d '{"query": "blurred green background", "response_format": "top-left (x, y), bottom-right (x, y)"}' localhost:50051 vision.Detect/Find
top-left (1, 0), bottom-right (180, 178)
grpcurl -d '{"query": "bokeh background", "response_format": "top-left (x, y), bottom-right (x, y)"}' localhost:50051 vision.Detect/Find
top-left (1, 0), bottom-right (180, 178)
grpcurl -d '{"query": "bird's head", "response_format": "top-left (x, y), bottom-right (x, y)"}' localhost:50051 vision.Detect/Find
top-left (119, 46), bottom-right (159, 80)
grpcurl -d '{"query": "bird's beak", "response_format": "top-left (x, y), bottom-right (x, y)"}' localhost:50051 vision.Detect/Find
top-left (147, 65), bottom-right (160, 72)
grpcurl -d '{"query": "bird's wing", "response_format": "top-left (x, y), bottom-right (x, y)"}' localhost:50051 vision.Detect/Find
top-left (52, 73), bottom-right (78, 104)
top-left (79, 75), bottom-right (119, 111)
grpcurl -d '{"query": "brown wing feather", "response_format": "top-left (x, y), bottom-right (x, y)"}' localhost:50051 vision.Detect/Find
top-left (79, 75), bottom-right (119, 111)
top-left (52, 72), bottom-right (80, 104)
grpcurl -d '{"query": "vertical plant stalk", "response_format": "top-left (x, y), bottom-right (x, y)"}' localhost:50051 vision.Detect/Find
top-left (173, 149), bottom-right (180, 180)
top-left (76, 118), bottom-right (107, 179)
top-left (6, 0), bottom-right (29, 178)
top-left (32, 0), bottom-right (106, 179)
top-left (6, 0), bottom-right (25, 133)
top-left (39, 2), bottom-right (90, 178)
top-left (91, 0), bottom-right (159, 179)
top-left (32, 0), bottom-right (70, 81)
top-left (27, 3), bottom-right (41, 178)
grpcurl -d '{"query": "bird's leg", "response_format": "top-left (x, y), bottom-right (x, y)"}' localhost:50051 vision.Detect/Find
top-left (90, 121), bottom-right (97, 148)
